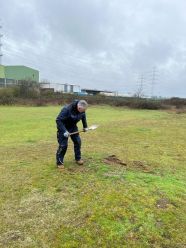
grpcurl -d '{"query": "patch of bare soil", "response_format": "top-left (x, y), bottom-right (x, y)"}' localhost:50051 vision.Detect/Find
top-left (131, 160), bottom-right (153, 173)
top-left (176, 109), bottom-right (186, 114)
top-left (0, 230), bottom-right (24, 245)
top-left (132, 160), bottom-right (148, 171)
top-left (103, 156), bottom-right (154, 173)
top-left (66, 166), bottom-right (89, 174)
top-left (165, 107), bottom-right (186, 114)
top-left (103, 155), bottom-right (127, 166)
top-left (156, 198), bottom-right (172, 209)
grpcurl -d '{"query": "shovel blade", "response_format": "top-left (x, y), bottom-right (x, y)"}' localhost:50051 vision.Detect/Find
top-left (88, 124), bottom-right (99, 130)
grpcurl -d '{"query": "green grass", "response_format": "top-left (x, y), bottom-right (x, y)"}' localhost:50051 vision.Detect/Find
top-left (0, 105), bottom-right (186, 247)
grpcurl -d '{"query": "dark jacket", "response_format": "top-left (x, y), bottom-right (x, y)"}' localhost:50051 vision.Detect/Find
top-left (56, 100), bottom-right (88, 133)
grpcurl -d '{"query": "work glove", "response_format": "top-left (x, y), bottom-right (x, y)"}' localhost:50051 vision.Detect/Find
top-left (64, 131), bottom-right (70, 138)
top-left (83, 127), bottom-right (89, 132)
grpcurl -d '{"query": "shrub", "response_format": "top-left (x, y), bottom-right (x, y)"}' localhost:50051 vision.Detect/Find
top-left (129, 99), bottom-right (162, 109)
top-left (0, 88), bottom-right (15, 105)
top-left (17, 80), bottom-right (40, 98)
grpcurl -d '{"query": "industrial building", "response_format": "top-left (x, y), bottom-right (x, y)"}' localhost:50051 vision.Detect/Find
top-left (0, 65), bottom-right (39, 88)
top-left (81, 88), bottom-right (117, 96)
top-left (40, 82), bottom-right (80, 94)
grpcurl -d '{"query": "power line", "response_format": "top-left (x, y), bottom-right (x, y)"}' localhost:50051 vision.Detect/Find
top-left (149, 66), bottom-right (159, 98)
top-left (0, 21), bottom-right (3, 65)
top-left (135, 73), bottom-right (146, 97)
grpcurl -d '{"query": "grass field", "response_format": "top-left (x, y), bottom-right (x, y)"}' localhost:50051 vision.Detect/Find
top-left (0, 105), bottom-right (186, 248)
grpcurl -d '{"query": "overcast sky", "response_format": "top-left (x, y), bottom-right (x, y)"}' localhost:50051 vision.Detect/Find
top-left (1, 0), bottom-right (186, 97)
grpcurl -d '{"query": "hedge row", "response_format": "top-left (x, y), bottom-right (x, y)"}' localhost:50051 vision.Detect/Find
top-left (0, 87), bottom-right (186, 110)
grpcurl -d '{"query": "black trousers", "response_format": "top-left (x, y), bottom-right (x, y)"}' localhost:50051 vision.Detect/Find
top-left (56, 129), bottom-right (81, 165)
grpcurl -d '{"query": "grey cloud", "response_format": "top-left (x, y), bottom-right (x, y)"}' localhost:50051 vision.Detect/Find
top-left (1, 0), bottom-right (186, 97)
top-left (131, 40), bottom-right (173, 71)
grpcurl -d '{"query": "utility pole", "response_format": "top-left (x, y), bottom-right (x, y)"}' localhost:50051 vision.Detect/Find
top-left (135, 74), bottom-right (145, 98)
top-left (0, 21), bottom-right (3, 65)
top-left (150, 66), bottom-right (158, 98)
top-left (139, 74), bottom-right (145, 92)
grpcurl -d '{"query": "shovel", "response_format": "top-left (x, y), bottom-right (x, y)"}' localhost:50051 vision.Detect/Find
top-left (69, 125), bottom-right (99, 136)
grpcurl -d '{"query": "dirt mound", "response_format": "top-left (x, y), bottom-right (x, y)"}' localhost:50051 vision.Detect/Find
top-left (131, 160), bottom-right (153, 173)
top-left (103, 156), bottom-right (154, 173)
top-left (103, 155), bottom-right (127, 166)
top-left (132, 160), bottom-right (147, 169)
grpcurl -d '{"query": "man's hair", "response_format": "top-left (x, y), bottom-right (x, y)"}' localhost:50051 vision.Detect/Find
top-left (78, 100), bottom-right (88, 109)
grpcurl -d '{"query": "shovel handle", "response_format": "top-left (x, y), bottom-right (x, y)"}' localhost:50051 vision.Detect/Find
top-left (69, 125), bottom-right (98, 136)
top-left (69, 129), bottom-right (84, 136)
